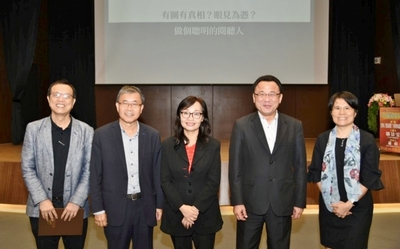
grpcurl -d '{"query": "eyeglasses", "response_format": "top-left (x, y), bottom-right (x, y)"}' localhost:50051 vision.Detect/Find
top-left (50, 92), bottom-right (74, 99)
top-left (332, 106), bottom-right (353, 112)
top-left (253, 92), bottom-right (281, 100)
top-left (180, 111), bottom-right (203, 119)
top-left (118, 102), bottom-right (143, 108)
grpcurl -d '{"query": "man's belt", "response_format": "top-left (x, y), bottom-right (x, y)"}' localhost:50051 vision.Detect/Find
top-left (126, 193), bottom-right (141, 200)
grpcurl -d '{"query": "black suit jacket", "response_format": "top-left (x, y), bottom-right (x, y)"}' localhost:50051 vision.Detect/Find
top-left (229, 112), bottom-right (307, 216)
top-left (90, 120), bottom-right (163, 227)
top-left (160, 136), bottom-right (223, 236)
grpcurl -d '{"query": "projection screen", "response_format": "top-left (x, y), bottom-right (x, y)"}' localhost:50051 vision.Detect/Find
top-left (95, 0), bottom-right (329, 84)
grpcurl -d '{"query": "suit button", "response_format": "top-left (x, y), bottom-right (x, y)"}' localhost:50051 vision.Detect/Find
top-left (188, 182), bottom-right (192, 186)
top-left (270, 160), bottom-right (274, 164)
top-left (269, 178), bottom-right (273, 181)
top-left (188, 189), bottom-right (192, 193)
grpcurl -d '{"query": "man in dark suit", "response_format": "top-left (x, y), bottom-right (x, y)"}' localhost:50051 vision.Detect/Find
top-left (90, 85), bottom-right (163, 249)
top-left (228, 75), bottom-right (307, 249)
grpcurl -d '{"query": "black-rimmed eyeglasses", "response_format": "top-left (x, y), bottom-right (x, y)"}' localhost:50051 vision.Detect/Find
top-left (180, 111), bottom-right (203, 119)
top-left (118, 102), bottom-right (143, 108)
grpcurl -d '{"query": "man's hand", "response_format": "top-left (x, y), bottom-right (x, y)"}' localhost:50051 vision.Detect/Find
top-left (291, 206), bottom-right (304, 220)
top-left (182, 217), bottom-right (193, 229)
top-left (61, 202), bottom-right (80, 221)
top-left (94, 212), bottom-right (108, 227)
top-left (39, 199), bottom-right (57, 222)
top-left (233, 205), bottom-right (248, 221)
top-left (156, 208), bottom-right (163, 221)
top-left (179, 205), bottom-right (199, 223)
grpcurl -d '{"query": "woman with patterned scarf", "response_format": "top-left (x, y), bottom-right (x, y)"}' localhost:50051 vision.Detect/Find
top-left (308, 91), bottom-right (384, 249)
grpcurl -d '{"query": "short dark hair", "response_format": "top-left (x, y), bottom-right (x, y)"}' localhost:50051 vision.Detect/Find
top-left (328, 91), bottom-right (359, 112)
top-left (116, 85), bottom-right (145, 104)
top-left (174, 96), bottom-right (211, 146)
top-left (47, 79), bottom-right (76, 98)
top-left (252, 75), bottom-right (283, 93)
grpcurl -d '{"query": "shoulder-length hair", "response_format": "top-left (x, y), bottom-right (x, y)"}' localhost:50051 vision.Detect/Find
top-left (174, 96), bottom-right (211, 146)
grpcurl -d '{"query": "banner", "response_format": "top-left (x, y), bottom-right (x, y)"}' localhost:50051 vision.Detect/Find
top-left (379, 107), bottom-right (400, 153)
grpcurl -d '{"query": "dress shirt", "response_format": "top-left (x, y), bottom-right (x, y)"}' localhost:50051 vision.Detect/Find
top-left (121, 123), bottom-right (141, 195)
top-left (258, 111), bottom-right (279, 152)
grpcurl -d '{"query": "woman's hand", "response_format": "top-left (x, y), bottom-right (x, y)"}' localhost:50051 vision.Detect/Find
top-left (331, 201), bottom-right (353, 218)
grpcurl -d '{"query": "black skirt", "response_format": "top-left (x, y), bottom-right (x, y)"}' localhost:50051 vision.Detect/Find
top-left (319, 191), bottom-right (374, 249)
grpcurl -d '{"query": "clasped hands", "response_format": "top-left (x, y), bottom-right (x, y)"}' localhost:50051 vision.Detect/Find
top-left (180, 204), bottom-right (199, 229)
top-left (39, 199), bottom-right (80, 222)
top-left (331, 201), bottom-right (353, 219)
top-left (233, 205), bottom-right (304, 221)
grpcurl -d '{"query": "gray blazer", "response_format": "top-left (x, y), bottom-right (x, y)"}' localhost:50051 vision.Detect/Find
top-left (21, 116), bottom-right (94, 218)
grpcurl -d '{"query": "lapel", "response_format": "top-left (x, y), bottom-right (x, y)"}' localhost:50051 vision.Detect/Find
top-left (111, 120), bottom-right (128, 174)
top-left (175, 139), bottom-right (207, 171)
top-left (42, 117), bottom-right (54, 166)
top-left (250, 113), bottom-right (271, 154)
top-left (273, 113), bottom-right (288, 154)
top-left (176, 141), bottom-right (189, 163)
top-left (138, 122), bottom-right (146, 174)
top-left (174, 139), bottom-right (207, 164)
top-left (192, 139), bottom-right (206, 166)
top-left (65, 117), bottom-right (79, 171)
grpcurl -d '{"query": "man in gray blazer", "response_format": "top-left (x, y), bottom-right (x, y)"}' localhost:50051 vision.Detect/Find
top-left (90, 85), bottom-right (163, 249)
top-left (229, 75), bottom-right (307, 249)
top-left (21, 79), bottom-right (94, 249)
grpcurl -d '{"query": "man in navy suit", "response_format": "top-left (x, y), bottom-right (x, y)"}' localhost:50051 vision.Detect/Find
top-left (229, 75), bottom-right (307, 249)
top-left (90, 85), bottom-right (163, 249)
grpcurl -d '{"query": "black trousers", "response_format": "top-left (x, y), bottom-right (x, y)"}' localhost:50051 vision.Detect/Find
top-left (236, 206), bottom-right (292, 249)
top-left (29, 199), bottom-right (88, 249)
top-left (104, 198), bottom-right (153, 249)
top-left (171, 232), bottom-right (216, 249)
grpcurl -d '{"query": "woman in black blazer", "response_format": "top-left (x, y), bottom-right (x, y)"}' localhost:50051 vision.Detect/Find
top-left (160, 96), bottom-right (223, 249)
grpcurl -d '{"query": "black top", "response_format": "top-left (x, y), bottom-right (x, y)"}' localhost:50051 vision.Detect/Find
top-left (336, 137), bottom-right (348, 202)
top-left (51, 118), bottom-right (72, 197)
top-left (307, 129), bottom-right (384, 190)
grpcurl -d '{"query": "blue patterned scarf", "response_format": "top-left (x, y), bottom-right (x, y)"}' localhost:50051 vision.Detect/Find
top-left (321, 125), bottom-right (361, 212)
